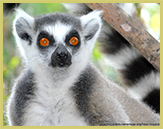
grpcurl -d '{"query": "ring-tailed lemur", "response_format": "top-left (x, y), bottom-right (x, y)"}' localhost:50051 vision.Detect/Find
top-left (62, 3), bottom-right (160, 114)
top-left (7, 7), bottom-right (159, 126)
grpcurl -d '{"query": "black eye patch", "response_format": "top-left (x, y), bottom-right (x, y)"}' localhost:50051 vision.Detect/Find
top-left (37, 31), bottom-right (55, 49)
top-left (65, 30), bottom-right (81, 49)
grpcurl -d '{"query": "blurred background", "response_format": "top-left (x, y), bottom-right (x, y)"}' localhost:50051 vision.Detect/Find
top-left (3, 3), bottom-right (160, 126)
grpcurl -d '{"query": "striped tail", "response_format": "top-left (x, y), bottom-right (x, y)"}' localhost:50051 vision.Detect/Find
top-left (63, 3), bottom-right (160, 113)
top-left (3, 3), bottom-right (20, 15)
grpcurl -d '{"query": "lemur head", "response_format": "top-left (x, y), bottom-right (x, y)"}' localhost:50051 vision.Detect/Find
top-left (13, 9), bottom-right (102, 70)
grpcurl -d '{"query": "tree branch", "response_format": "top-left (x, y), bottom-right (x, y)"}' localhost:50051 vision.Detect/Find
top-left (85, 3), bottom-right (160, 71)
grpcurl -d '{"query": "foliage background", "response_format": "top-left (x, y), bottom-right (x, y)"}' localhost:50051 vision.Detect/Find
top-left (3, 3), bottom-right (160, 126)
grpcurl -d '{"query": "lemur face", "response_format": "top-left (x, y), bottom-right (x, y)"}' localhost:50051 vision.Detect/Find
top-left (35, 14), bottom-right (82, 68)
top-left (13, 9), bottom-right (102, 69)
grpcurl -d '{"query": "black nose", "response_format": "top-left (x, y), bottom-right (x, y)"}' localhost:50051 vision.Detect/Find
top-left (56, 52), bottom-right (68, 61)
top-left (51, 45), bottom-right (72, 68)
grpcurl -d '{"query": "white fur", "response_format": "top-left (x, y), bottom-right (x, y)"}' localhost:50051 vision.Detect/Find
top-left (80, 10), bottom-right (103, 26)
top-left (128, 71), bottom-right (160, 100)
top-left (21, 67), bottom-right (88, 126)
top-left (44, 23), bottom-right (72, 44)
top-left (43, 23), bottom-right (73, 56)
top-left (62, 3), bottom-right (89, 14)
top-left (13, 8), bottom-right (35, 64)
top-left (103, 46), bottom-right (141, 69)
top-left (80, 10), bottom-right (103, 52)
top-left (118, 3), bottom-right (135, 17)
top-left (14, 8), bottom-right (34, 26)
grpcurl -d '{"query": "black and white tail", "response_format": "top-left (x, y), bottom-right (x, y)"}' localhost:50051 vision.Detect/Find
top-left (3, 3), bottom-right (20, 15)
top-left (63, 3), bottom-right (160, 114)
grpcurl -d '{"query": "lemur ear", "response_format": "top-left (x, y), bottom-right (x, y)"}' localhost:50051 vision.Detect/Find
top-left (13, 8), bottom-right (34, 44)
top-left (80, 10), bottom-right (103, 40)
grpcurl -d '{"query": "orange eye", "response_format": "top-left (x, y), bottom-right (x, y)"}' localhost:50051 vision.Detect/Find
top-left (70, 37), bottom-right (79, 46)
top-left (40, 38), bottom-right (49, 47)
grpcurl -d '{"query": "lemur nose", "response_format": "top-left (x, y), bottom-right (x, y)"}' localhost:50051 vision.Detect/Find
top-left (51, 44), bottom-right (72, 68)
top-left (56, 52), bottom-right (68, 61)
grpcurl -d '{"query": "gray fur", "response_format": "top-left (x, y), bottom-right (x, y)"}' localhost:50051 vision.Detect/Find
top-left (72, 63), bottom-right (160, 125)
top-left (35, 13), bottom-right (82, 31)
top-left (72, 65), bottom-right (96, 125)
top-left (8, 70), bottom-right (36, 125)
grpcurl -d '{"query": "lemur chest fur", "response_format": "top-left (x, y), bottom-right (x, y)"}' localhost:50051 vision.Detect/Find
top-left (23, 70), bottom-right (87, 126)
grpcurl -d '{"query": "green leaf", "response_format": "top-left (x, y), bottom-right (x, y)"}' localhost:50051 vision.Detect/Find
top-left (10, 56), bottom-right (20, 68)
top-left (92, 43), bottom-right (102, 60)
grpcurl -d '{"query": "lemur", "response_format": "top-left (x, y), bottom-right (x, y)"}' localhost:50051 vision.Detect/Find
top-left (6, 4), bottom-right (160, 126)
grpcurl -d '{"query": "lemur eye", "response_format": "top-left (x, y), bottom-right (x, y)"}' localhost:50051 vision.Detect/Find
top-left (40, 38), bottom-right (49, 47)
top-left (69, 37), bottom-right (79, 46)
